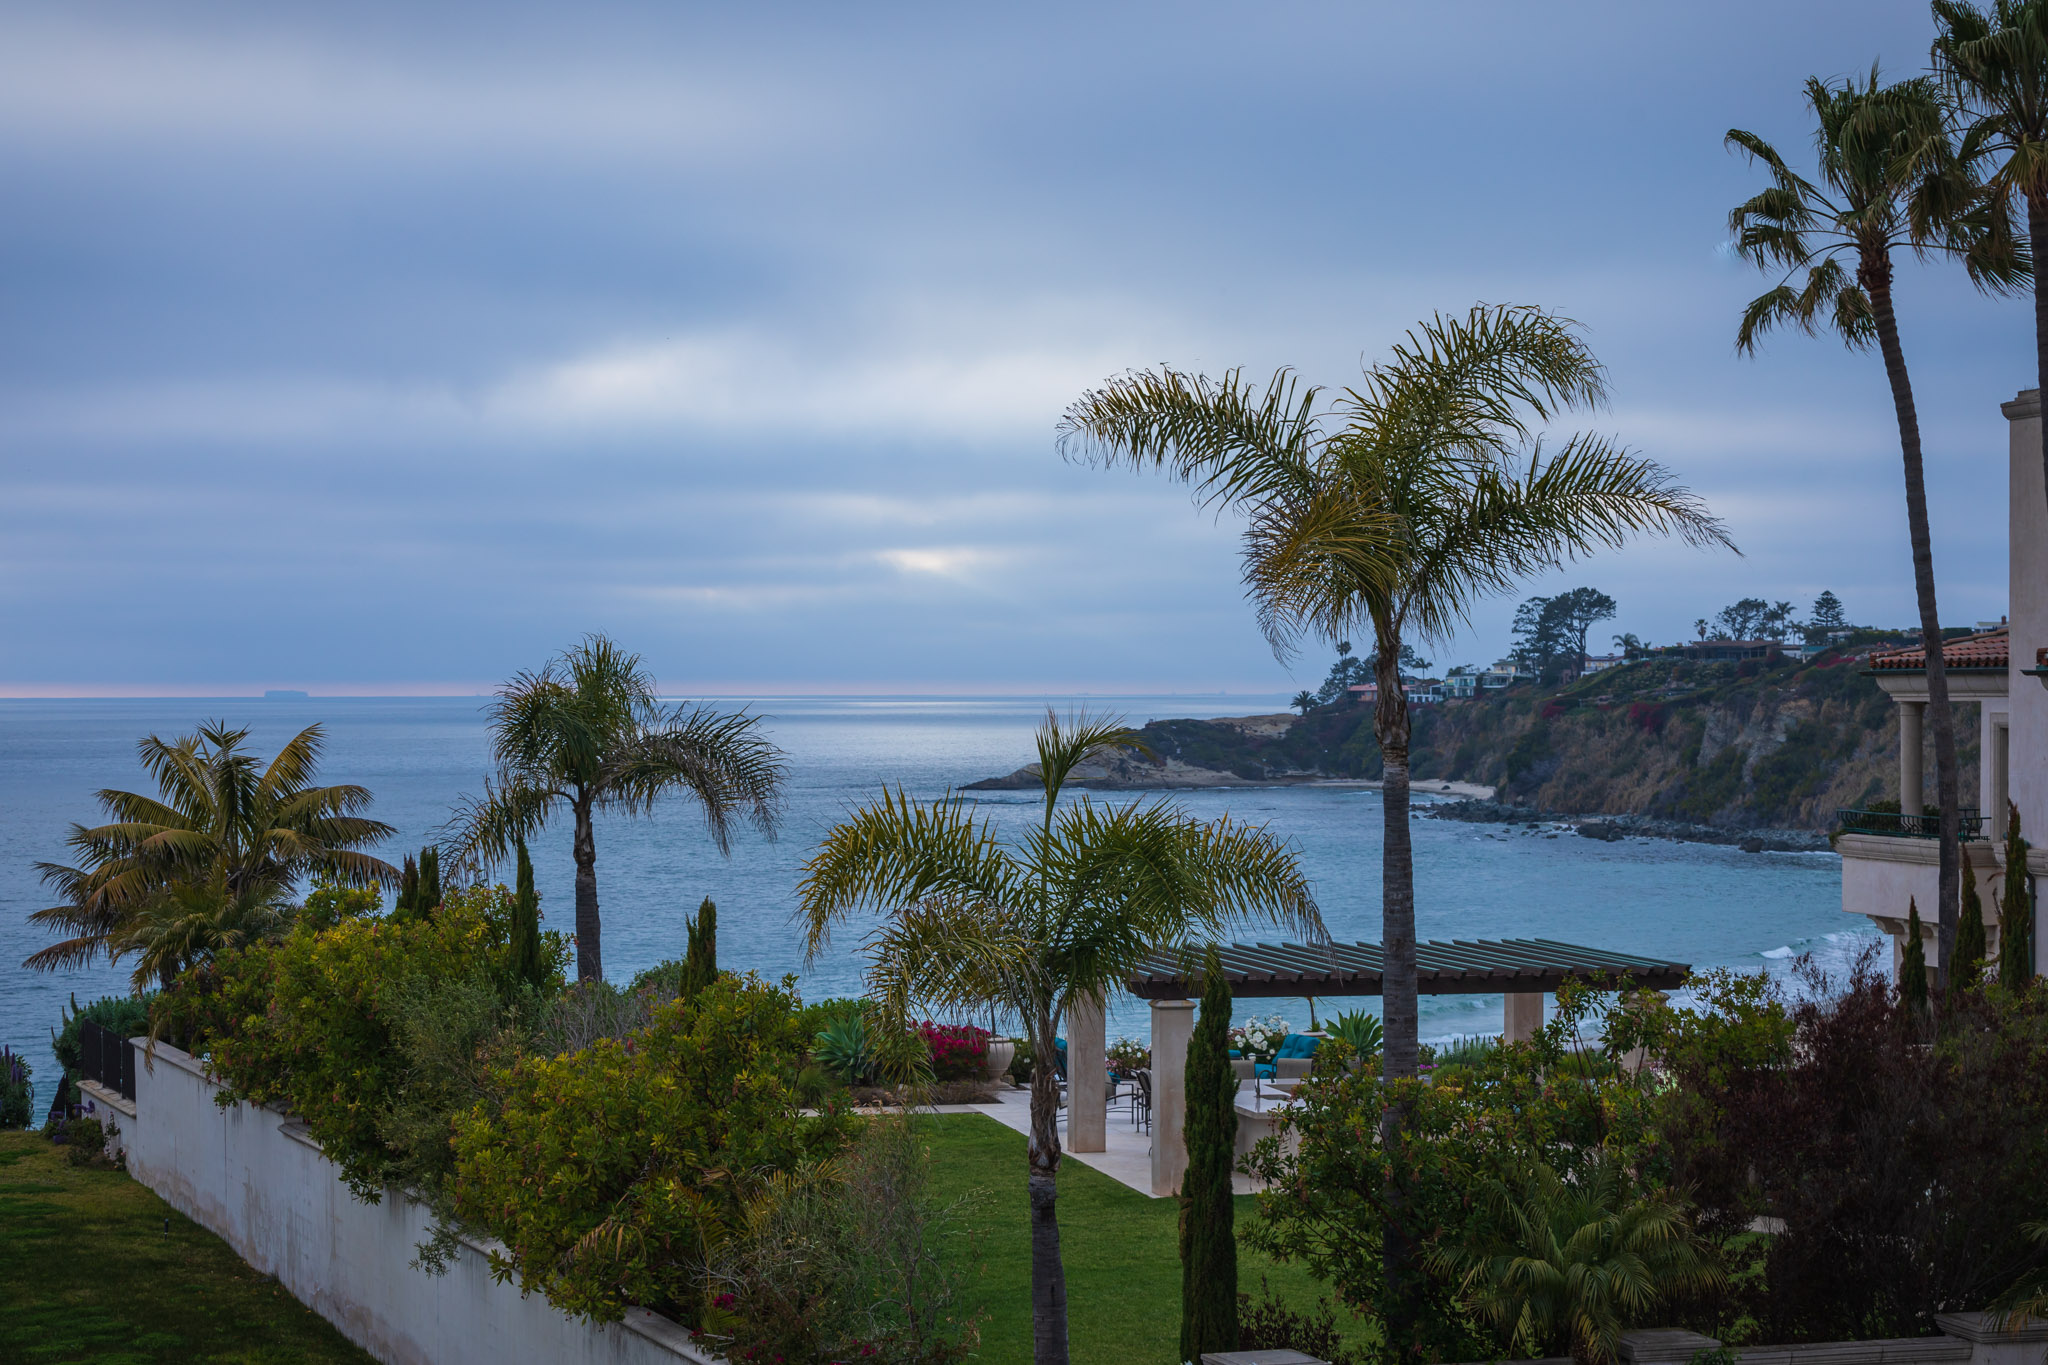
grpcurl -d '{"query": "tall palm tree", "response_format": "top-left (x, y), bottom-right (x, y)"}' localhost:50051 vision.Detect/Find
top-left (443, 634), bottom-right (786, 983)
top-left (1059, 305), bottom-right (1728, 1083)
top-left (797, 711), bottom-right (1323, 1365)
top-left (1060, 308), bottom-right (1726, 1355)
top-left (1933, 1), bottom-right (2048, 521)
top-left (25, 722), bottom-right (395, 978)
top-left (1727, 70), bottom-right (2022, 983)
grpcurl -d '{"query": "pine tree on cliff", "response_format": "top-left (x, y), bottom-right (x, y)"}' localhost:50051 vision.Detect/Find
top-left (1903, 898), bottom-right (1930, 1021)
top-left (1950, 844), bottom-right (1987, 1003)
top-left (512, 837), bottom-right (545, 990)
top-left (681, 897), bottom-right (718, 999)
top-left (1180, 947), bottom-right (1238, 1360)
top-left (1998, 801), bottom-right (2035, 989)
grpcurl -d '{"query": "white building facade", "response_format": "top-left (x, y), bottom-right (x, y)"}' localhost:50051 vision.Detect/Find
top-left (1838, 390), bottom-right (2047, 976)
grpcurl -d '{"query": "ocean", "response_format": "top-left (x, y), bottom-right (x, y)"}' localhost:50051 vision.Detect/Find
top-left (0, 694), bottom-right (1865, 1109)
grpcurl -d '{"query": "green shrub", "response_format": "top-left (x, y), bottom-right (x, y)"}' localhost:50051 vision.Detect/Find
top-left (63, 1116), bottom-right (107, 1166)
top-left (1329, 1010), bottom-right (1383, 1057)
top-left (172, 884), bottom-right (566, 1198)
top-left (449, 972), bottom-right (848, 1326)
top-left (1236, 1277), bottom-right (1362, 1364)
top-left (709, 1115), bottom-right (983, 1364)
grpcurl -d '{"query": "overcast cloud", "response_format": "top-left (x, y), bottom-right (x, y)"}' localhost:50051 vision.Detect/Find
top-left (0, 1), bottom-right (2026, 695)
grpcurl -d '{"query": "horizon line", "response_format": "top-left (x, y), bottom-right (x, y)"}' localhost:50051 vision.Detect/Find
top-left (0, 682), bottom-right (1297, 701)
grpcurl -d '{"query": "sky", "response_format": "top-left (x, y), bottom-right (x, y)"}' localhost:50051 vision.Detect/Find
top-left (0, 0), bottom-right (2030, 697)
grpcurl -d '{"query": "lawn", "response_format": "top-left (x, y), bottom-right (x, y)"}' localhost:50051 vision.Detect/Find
top-left (0, 1131), bottom-right (375, 1365)
top-left (921, 1113), bottom-right (1366, 1365)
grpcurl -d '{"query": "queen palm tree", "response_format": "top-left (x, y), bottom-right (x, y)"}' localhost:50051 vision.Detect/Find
top-left (1059, 305), bottom-right (1727, 1083)
top-left (1727, 70), bottom-right (2023, 983)
top-left (25, 722), bottom-right (395, 980)
top-left (443, 634), bottom-right (786, 982)
top-left (1059, 306), bottom-right (1727, 1350)
top-left (796, 711), bottom-right (1323, 1365)
top-left (1933, 1), bottom-right (2048, 521)
top-left (108, 878), bottom-right (299, 991)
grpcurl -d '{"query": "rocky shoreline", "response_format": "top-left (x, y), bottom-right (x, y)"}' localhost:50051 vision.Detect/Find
top-left (1423, 798), bottom-right (1832, 854)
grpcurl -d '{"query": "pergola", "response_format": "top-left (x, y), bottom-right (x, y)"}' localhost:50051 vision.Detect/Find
top-left (1059, 937), bottom-right (1690, 1196)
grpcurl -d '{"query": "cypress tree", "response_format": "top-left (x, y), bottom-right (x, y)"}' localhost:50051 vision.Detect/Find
top-left (1179, 946), bottom-right (1238, 1360)
top-left (419, 846), bottom-right (442, 916)
top-left (1998, 801), bottom-right (2035, 989)
top-left (512, 837), bottom-right (545, 990)
top-left (1902, 897), bottom-right (1930, 1021)
top-left (396, 855), bottom-right (419, 919)
top-left (681, 898), bottom-right (718, 999)
top-left (1951, 843), bottom-right (1986, 1001)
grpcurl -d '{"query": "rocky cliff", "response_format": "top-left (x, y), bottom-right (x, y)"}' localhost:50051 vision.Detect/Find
top-left (966, 653), bottom-right (1981, 834)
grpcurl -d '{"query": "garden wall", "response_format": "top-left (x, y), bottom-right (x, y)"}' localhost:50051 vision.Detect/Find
top-left (101, 1038), bottom-right (718, 1365)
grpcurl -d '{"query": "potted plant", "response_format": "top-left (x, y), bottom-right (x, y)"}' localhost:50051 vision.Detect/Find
top-left (1228, 1013), bottom-right (1290, 1069)
top-left (984, 1036), bottom-right (1017, 1083)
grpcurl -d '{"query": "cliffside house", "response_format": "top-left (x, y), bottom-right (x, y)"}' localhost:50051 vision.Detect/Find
top-left (1444, 671), bottom-right (1479, 700)
top-left (1480, 658), bottom-right (1533, 689)
top-left (1839, 390), bottom-right (2047, 978)
top-left (1681, 638), bottom-right (1786, 664)
top-left (1346, 677), bottom-right (1445, 705)
top-left (1581, 653), bottom-right (1625, 674)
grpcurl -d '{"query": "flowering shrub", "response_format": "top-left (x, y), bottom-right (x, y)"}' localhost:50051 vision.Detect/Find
top-left (1229, 1014), bottom-right (1290, 1063)
top-left (449, 972), bottom-right (850, 1326)
top-left (917, 1022), bottom-right (988, 1081)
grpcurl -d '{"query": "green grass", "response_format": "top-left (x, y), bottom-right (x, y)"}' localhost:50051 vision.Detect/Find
top-left (0, 1131), bottom-right (375, 1365)
top-left (920, 1113), bottom-right (1365, 1365)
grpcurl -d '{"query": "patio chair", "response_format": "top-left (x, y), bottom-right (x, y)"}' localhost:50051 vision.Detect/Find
top-left (1275, 1057), bottom-right (1313, 1081)
top-left (1131, 1069), bottom-right (1152, 1133)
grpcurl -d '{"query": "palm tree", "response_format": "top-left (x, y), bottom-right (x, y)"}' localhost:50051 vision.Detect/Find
top-left (1059, 305), bottom-right (1728, 1084)
top-left (1933, 1), bottom-right (2048, 522)
top-left (796, 711), bottom-right (1323, 1365)
top-left (1290, 689), bottom-right (1317, 715)
top-left (1426, 1157), bottom-right (1723, 1365)
top-left (443, 634), bottom-right (786, 983)
top-left (1727, 71), bottom-right (2022, 983)
top-left (25, 722), bottom-right (395, 980)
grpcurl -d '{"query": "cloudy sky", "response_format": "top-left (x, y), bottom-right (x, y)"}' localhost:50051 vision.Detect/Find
top-left (0, 1), bottom-right (2027, 696)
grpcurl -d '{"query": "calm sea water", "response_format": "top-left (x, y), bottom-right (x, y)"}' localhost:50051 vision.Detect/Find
top-left (0, 695), bottom-right (1864, 1108)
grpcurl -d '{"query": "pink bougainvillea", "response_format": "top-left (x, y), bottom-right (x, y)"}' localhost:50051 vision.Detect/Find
top-left (917, 1021), bottom-right (990, 1081)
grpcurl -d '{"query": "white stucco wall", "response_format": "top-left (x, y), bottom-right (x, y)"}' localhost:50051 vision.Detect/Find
top-left (118, 1039), bottom-right (716, 1365)
top-left (2001, 392), bottom-right (2048, 977)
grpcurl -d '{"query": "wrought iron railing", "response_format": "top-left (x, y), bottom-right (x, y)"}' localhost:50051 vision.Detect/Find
top-left (77, 1019), bottom-right (135, 1101)
top-left (1836, 807), bottom-right (1985, 840)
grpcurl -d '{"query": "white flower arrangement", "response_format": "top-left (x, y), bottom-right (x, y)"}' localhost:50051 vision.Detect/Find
top-left (1228, 1013), bottom-right (1292, 1061)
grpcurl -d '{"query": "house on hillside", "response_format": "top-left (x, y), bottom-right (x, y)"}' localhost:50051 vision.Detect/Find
top-left (1479, 658), bottom-right (1532, 689)
top-left (1444, 671), bottom-right (1479, 700)
top-left (1838, 390), bottom-right (2047, 978)
top-left (1581, 653), bottom-right (1625, 674)
top-left (1682, 638), bottom-right (1785, 663)
top-left (1347, 678), bottom-right (1444, 705)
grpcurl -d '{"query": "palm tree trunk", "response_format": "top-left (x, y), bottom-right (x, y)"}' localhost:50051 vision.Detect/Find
top-left (572, 793), bottom-right (602, 983)
top-left (1865, 261), bottom-right (1962, 992)
top-left (1027, 1011), bottom-right (1070, 1365)
top-left (1374, 633), bottom-right (1419, 1078)
top-left (2030, 194), bottom-right (2048, 522)
top-left (1373, 624), bottom-right (1419, 1358)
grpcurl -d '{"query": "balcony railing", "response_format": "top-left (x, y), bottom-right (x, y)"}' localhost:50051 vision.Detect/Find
top-left (1836, 807), bottom-right (1985, 839)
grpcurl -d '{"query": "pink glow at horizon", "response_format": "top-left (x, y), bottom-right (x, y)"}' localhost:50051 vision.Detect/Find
top-left (0, 681), bottom-right (1282, 701)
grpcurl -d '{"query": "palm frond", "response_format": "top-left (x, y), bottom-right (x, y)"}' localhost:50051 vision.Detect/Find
top-left (600, 703), bottom-right (786, 851)
top-left (1056, 366), bottom-right (1325, 511)
top-left (1031, 709), bottom-right (1148, 812)
top-left (794, 788), bottom-right (1023, 962)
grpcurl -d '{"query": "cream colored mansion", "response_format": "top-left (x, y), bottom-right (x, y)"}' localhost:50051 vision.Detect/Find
top-left (1839, 389), bottom-right (2048, 975)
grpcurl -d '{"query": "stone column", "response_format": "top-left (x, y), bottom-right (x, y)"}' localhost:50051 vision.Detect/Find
top-left (1149, 998), bottom-right (1195, 1197)
top-left (1899, 699), bottom-right (1925, 816)
top-left (2002, 390), bottom-right (2048, 978)
top-left (1990, 720), bottom-right (2011, 841)
top-left (1067, 991), bottom-right (1106, 1153)
top-left (1504, 991), bottom-right (1544, 1042)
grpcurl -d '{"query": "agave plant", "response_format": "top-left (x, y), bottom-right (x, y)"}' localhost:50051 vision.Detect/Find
top-left (812, 1013), bottom-right (880, 1088)
top-left (1330, 1010), bottom-right (1384, 1057)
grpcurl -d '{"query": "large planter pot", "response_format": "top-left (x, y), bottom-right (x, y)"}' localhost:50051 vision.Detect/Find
top-left (984, 1038), bottom-right (1017, 1082)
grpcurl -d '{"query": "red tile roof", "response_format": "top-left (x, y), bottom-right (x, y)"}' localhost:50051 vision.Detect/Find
top-left (1869, 627), bottom-right (2009, 671)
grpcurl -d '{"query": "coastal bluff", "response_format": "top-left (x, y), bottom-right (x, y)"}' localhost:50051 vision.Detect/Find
top-left (965, 653), bottom-right (1967, 835)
